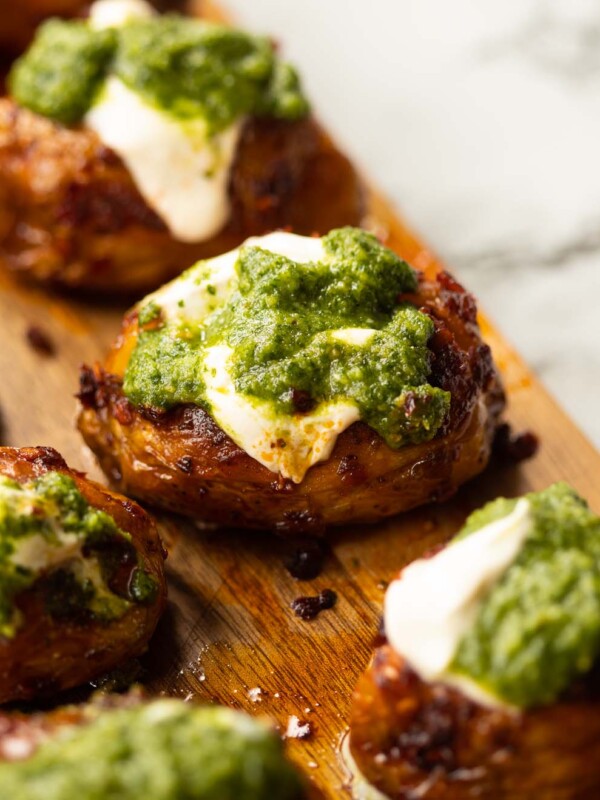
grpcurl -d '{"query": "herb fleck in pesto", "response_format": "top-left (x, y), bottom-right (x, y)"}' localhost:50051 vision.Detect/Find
top-left (0, 471), bottom-right (157, 637)
top-left (450, 483), bottom-right (600, 708)
top-left (129, 567), bottom-right (159, 604)
top-left (0, 701), bottom-right (302, 800)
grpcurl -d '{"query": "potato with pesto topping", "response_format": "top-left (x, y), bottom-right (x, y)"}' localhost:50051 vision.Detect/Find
top-left (0, 694), bottom-right (304, 799)
top-left (0, 446), bottom-right (166, 703)
top-left (0, 0), bottom-right (363, 293)
top-left (77, 227), bottom-right (505, 534)
top-left (349, 483), bottom-right (600, 800)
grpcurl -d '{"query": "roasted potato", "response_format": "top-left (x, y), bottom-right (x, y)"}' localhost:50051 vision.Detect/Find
top-left (349, 644), bottom-right (600, 800)
top-left (77, 266), bottom-right (505, 534)
top-left (0, 446), bottom-right (166, 704)
top-left (0, 99), bottom-right (363, 293)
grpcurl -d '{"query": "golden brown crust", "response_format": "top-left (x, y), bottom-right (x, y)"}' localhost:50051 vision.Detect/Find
top-left (349, 645), bottom-right (600, 800)
top-left (0, 100), bottom-right (364, 293)
top-left (77, 271), bottom-right (505, 534)
top-left (0, 446), bottom-right (167, 704)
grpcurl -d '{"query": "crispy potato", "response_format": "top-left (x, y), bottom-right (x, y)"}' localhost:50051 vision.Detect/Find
top-left (0, 446), bottom-right (166, 704)
top-left (77, 269), bottom-right (505, 534)
top-left (349, 644), bottom-right (600, 800)
top-left (0, 99), bottom-right (364, 293)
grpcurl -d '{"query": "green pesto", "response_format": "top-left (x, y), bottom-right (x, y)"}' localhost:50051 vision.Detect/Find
top-left (450, 482), bottom-right (600, 708)
top-left (0, 701), bottom-right (302, 800)
top-left (9, 15), bottom-right (308, 133)
top-left (9, 20), bottom-right (116, 125)
top-left (0, 471), bottom-right (157, 638)
top-left (115, 16), bottom-right (308, 133)
top-left (124, 228), bottom-right (450, 450)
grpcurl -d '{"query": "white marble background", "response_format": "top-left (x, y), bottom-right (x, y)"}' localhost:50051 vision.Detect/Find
top-left (223, 0), bottom-right (600, 448)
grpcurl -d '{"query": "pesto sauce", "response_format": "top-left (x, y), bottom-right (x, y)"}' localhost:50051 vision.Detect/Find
top-left (115, 16), bottom-right (308, 133)
top-left (124, 228), bottom-right (450, 450)
top-left (0, 471), bottom-right (157, 638)
top-left (450, 483), bottom-right (600, 708)
top-left (0, 701), bottom-right (302, 800)
top-left (9, 20), bottom-right (116, 125)
top-left (9, 15), bottom-right (308, 132)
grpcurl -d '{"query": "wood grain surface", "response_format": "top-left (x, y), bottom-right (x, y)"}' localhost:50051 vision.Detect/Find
top-left (1, 5), bottom-right (600, 797)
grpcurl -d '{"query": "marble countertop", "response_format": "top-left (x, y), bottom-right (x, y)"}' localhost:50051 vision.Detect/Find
top-left (224, 0), bottom-right (600, 449)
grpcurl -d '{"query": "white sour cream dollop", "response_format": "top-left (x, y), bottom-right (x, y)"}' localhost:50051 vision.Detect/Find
top-left (85, 0), bottom-right (243, 243)
top-left (89, 0), bottom-right (154, 28)
top-left (384, 498), bottom-right (533, 706)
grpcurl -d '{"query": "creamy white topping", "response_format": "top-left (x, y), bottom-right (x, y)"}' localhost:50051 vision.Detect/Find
top-left (89, 0), bottom-right (154, 29)
top-left (145, 249), bottom-right (238, 320)
top-left (203, 344), bottom-right (360, 483)
top-left (148, 232), bottom-right (366, 483)
top-left (0, 476), bottom-right (132, 632)
top-left (85, 78), bottom-right (243, 243)
top-left (11, 532), bottom-right (82, 572)
top-left (244, 230), bottom-right (326, 263)
top-left (331, 328), bottom-right (377, 346)
top-left (10, 526), bottom-right (127, 620)
top-left (0, 477), bottom-right (86, 575)
top-left (85, 0), bottom-right (242, 243)
top-left (384, 498), bottom-right (533, 706)
top-left (1, 475), bottom-right (118, 595)
top-left (3, 491), bottom-right (101, 592)
top-left (144, 231), bottom-right (324, 320)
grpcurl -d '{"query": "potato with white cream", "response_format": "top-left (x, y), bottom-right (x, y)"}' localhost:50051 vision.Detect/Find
top-left (349, 483), bottom-right (600, 799)
top-left (77, 228), bottom-right (504, 533)
top-left (0, 446), bottom-right (166, 703)
top-left (0, 0), bottom-right (362, 292)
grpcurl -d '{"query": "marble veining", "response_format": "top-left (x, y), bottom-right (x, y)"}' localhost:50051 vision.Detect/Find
top-left (459, 216), bottom-right (600, 272)
top-left (479, 0), bottom-right (600, 83)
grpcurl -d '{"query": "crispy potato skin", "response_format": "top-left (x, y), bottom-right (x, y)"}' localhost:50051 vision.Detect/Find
top-left (0, 446), bottom-right (167, 704)
top-left (349, 645), bottom-right (600, 800)
top-left (77, 270), bottom-right (505, 534)
top-left (0, 100), bottom-right (364, 293)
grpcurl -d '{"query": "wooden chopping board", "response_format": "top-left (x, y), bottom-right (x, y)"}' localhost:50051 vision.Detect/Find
top-left (2, 5), bottom-right (600, 797)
